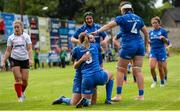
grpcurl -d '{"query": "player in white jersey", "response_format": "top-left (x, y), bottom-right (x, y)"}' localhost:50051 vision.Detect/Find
top-left (1, 20), bottom-right (33, 102)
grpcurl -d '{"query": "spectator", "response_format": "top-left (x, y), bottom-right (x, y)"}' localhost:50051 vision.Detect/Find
top-left (60, 47), bottom-right (67, 68)
top-left (34, 48), bottom-right (40, 69)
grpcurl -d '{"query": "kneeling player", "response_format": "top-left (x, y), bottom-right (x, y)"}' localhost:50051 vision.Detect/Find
top-left (73, 33), bottom-right (114, 108)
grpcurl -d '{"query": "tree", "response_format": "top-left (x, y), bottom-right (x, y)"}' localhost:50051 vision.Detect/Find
top-left (74, 0), bottom-right (157, 25)
top-left (57, 0), bottom-right (85, 19)
top-left (2, 0), bottom-right (59, 18)
top-left (163, 0), bottom-right (180, 7)
top-left (0, 0), bottom-right (4, 11)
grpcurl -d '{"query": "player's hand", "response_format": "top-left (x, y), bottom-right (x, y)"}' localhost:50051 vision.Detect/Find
top-left (29, 59), bottom-right (34, 67)
top-left (160, 36), bottom-right (166, 41)
top-left (91, 31), bottom-right (98, 36)
top-left (81, 53), bottom-right (91, 61)
top-left (160, 36), bottom-right (168, 44)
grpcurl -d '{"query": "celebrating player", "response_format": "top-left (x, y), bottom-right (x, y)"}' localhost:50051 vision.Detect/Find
top-left (71, 11), bottom-right (109, 67)
top-left (73, 33), bottom-right (114, 108)
top-left (113, 32), bottom-right (136, 83)
top-left (1, 20), bottom-right (33, 102)
top-left (149, 16), bottom-right (170, 88)
top-left (92, 1), bottom-right (149, 101)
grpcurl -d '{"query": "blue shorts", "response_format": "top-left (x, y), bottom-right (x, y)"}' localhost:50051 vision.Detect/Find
top-left (72, 72), bottom-right (82, 93)
top-left (81, 70), bottom-right (108, 94)
top-left (119, 41), bottom-right (145, 60)
top-left (150, 48), bottom-right (167, 61)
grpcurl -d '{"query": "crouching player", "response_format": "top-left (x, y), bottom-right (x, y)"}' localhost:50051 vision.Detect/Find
top-left (73, 33), bottom-right (114, 108)
top-left (52, 35), bottom-right (97, 105)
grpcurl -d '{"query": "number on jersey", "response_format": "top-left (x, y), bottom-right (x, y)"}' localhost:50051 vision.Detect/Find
top-left (131, 22), bottom-right (137, 34)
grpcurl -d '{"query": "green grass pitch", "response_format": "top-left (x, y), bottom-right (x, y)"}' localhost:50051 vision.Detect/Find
top-left (0, 55), bottom-right (180, 110)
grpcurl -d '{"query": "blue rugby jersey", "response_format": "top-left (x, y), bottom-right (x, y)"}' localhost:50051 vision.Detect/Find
top-left (72, 43), bottom-right (102, 78)
top-left (149, 27), bottom-right (168, 50)
top-left (73, 23), bottom-right (107, 49)
top-left (115, 12), bottom-right (145, 45)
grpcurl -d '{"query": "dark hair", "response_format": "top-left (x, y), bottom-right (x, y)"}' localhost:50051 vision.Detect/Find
top-left (83, 11), bottom-right (94, 19)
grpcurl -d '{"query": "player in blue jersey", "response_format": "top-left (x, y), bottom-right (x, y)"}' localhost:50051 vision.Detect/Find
top-left (70, 11), bottom-right (109, 105)
top-left (92, 1), bottom-right (149, 101)
top-left (149, 16), bottom-right (170, 88)
top-left (71, 11), bottom-right (109, 66)
top-left (73, 33), bottom-right (114, 108)
top-left (52, 34), bottom-right (109, 106)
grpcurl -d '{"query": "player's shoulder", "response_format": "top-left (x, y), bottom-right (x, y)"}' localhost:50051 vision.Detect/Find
top-left (8, 33), bottom-right (15, 40)
top-left (94, 23), bottom-right (101, 28)
top-left (160, 27), bottom-right (167, 33)
top-left (22, 32), bottom-right (30, 38)
top-left (73, 45), bottom-right (81, 51)
top-left (79, 24), bottom-right (87, 30)
top-left (149, 29), bottom-right (154, 34)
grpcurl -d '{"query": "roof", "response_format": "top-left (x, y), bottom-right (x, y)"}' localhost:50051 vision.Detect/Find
top-left (166, 7), bottom-right (180, 22)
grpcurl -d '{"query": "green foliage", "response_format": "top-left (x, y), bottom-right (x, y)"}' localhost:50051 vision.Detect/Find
top-left (74, 0), bottom-right (157, 25)
top-left (2, 0), bottom-right (59, 17)
top-left (163, 0), bottom-right (180, 7)
top-left (0, 55), bottom-right (180, 110)
top-left (154, 2), bottom-right (173, 18)
top-left (0, 0), bottom-right (172, 25)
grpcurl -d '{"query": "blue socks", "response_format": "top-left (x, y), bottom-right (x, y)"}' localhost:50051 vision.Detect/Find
top-left (106, 80), bottom-right (114, 101)
top-left (139, 90), bottom-right (144, 96)
top-left (117, 87), bottom-right (122, 95)
top-left (160, 80), bottom-right (164, 85)
top-left (62, 97), bottom-right (71, 105)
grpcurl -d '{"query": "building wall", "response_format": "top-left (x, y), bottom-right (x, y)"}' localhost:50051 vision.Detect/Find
top-left (166, 27), bottom-right (180, 48)
top-left (176, 22), bottom-right (180, 27)
top-left (161, 12), bottom-right (176, 27)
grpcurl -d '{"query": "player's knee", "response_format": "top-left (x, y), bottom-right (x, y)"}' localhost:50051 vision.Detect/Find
top-left (132, 66), bottom-right (142, 74)
top-left (116, 66), bottom-right (127, 74)
top-left (15, 76), bottom-right (22, 82)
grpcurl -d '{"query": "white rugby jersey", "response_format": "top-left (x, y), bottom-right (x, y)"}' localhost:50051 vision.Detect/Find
top-left (7, 32), bottom-right (32, 60)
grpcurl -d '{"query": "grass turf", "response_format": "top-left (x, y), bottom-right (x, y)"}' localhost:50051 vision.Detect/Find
top-left (0, 55), bottom-right (180, 110)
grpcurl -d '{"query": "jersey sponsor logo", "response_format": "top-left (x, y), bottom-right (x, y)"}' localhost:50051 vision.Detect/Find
top-left (14, 44), bottom-right (25, 48)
